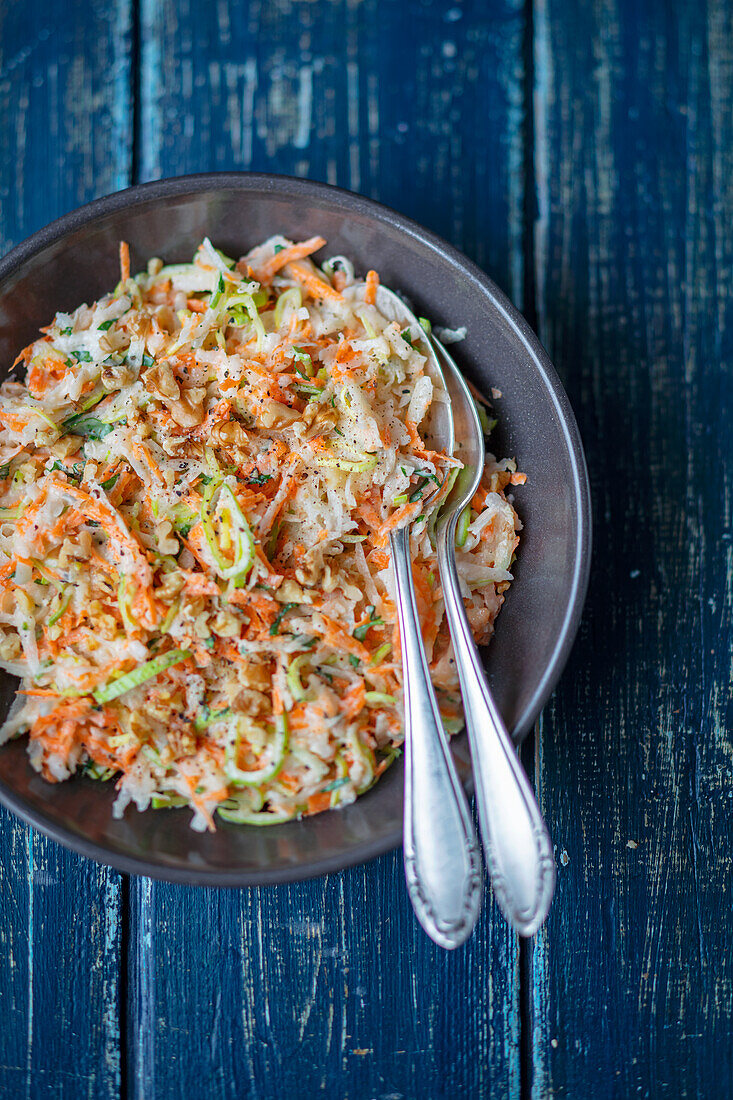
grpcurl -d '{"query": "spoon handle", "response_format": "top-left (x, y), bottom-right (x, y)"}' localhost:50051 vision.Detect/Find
top-left (390, 525), bottom-right (483, 949)
top-left (436, 518), bottom-right (556, 937)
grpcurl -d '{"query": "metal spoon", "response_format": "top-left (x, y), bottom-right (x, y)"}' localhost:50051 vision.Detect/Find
top-left (346, 284), bottom-right (483, 949)
top-left (356, 283), bottom-right (555, 937)
top-left (430, 334), bottom-right (556, 937)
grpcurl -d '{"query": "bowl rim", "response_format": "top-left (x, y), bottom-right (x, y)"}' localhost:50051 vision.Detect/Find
top-left (0, 172), bottom-right (592, 885)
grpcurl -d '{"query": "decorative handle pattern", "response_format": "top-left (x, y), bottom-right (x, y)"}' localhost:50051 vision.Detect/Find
top-left (436, 517), bottom-right (556, 937)
top-left (390, 525), bottom-right (483, 949)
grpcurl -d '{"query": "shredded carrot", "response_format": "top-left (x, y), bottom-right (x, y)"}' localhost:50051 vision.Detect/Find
top-left (341, 681), bottom-right (366, 720)
top-left (0, 231), bottom-right (521, 833)
top-left (132, 437), bottom-right (166, 486)
top-left (307, 791), bottom-right (332, 814)
top-left (119, 241), bottom-right (130, 283)
top-left (27, 356), bottom-right (68, 398)
top-left (316, 615), bottom-right (371, 662)
top-left (364, 269), bottom-right (380, 305)
top-left (375, 501), bottom-right (422, 547)
top-left (256, 236), bottom-right (327, 282)
top-left (284, 259), bottom-right (344, 302)
top-left (367, 549), bottom-right (390, 571)
top-left (12, 340), bottom-right (38, 371)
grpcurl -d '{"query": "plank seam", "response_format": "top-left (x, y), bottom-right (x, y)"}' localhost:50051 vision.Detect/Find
top-left (119, 874), bottom-right (130, 1100)
top-left (522, 0), bottom-right (538, 333)
top-left (122, 2), bottom-right (142, 1095)
top-left (130, 0), bottom-right (142, 185)
top-left (520, 0), bottom-right (539, 1095)
top-left (519, 735), bottom-right (538, 1100)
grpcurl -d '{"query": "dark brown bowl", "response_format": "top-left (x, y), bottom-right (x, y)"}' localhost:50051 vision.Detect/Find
top-left (0, 174), bottom-right (591, 884)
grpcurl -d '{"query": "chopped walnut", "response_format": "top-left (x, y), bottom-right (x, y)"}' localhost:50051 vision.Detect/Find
top-left (258, 399), bottom-right (300, 429)
top-left (49, 435), bottom-right (83, 459)
top-left (102, 360), bottom-right (138, 391)
top-left (143, 362), bottom-right (205, 428)
top-left (210, 420), bottom-right (249, 447)
top-left (211, 609), bottom-right (241, 638)
top-left (275, 578), bottom-right (306, 603)
top-left (0, 631), bottom-right (21, 660)
top-left (143, 361), bottom-right (180, 401)
top-left (302, 404), bottom-right (338, 436)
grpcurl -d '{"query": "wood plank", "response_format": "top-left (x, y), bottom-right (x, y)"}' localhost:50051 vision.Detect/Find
top-left (0, 2), bottom-right (133, 1096)
top-left (138, 0), bottom-right (525, 301)
top-left (128, 859), bottom-right (520, 1099)
top-left (530, 0), bottom-right (733, 1095)
top-left (132, 1), bottom-right (527, 1096)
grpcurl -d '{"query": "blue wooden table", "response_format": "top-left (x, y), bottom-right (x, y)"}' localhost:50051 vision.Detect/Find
top-left (1, 1), bottom-right (731, 1096)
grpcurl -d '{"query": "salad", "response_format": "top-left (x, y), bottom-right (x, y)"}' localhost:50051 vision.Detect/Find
top-left (0, 235), bottom-right (524, 830)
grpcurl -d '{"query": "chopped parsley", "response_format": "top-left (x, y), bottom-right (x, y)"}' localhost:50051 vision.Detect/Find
top-left (269, 602), bottom-right (299, 636)
top-left (322, 776), bottom-right (350, 793)
top-left (418, 469), bottom-right (441, 486)
top-left (353, 605), bottom-right (384, 642)
top-left (292, 347), bottom-right (312, 369)
top-left (50, 460), bottom-right (83, 481)
top-left (61, 414), bottom-right (118, 440)
top-left (409, 477), bottom-right (429, 502)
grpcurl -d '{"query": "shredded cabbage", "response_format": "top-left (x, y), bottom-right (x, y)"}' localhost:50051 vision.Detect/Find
top-left (0, 234), bottom-right (522, 832)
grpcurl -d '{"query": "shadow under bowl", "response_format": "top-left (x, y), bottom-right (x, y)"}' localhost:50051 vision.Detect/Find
top-left (0, 174), bottom-right (591, 885)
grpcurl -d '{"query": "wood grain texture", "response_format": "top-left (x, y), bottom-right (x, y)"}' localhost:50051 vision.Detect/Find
top-left (128, 863), bottom-right (519, 1100)
top-left (530, 0), bottom-right (733, 1095)
top-left (131, 1), bottom-right (527, 1097)
top-left (7, 0), bottom-right (731, 1094)
top-left (138, 0), bottom-right (526, 301)
top-left (0, 2), bottom-right (132, 1096)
